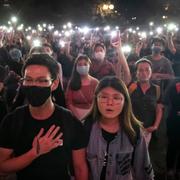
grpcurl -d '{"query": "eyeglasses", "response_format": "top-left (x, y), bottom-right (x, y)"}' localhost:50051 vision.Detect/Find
top-left (21, 77), bottom-right (53, 86)
top-left (97, 94), bottom-right (124, 104)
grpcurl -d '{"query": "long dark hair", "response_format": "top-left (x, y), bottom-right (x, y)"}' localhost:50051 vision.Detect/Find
top-left (69, 55), bottom-right (91, 91)
top-left (87, 76), bottom-right (142, 145)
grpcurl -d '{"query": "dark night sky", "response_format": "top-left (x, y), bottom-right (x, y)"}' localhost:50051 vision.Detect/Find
top-left (1, 0), bottom-right (180, 25)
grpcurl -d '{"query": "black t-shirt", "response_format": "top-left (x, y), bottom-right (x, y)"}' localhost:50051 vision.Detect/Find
top-left (0, 104), bottom-right (88, 180)
top-left (130, 83), bottom-right (161, 128)
top-left (163, 79), bottom-right (180, 136)
top-left (100, 129), bottom-right (117, 180)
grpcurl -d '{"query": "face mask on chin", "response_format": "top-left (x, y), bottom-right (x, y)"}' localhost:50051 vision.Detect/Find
top-left (94, 52), bottom-right (105, 62)
top-left (22, 85), bottom-right (51, 107)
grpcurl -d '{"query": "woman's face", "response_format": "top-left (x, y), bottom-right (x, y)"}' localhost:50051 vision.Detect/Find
top-left (97, 87), bottom-right (125, 120)
top-left (77, 59), bottom-right (89, 67)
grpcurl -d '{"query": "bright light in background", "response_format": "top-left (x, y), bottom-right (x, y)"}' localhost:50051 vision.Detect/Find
top-left (167, 23), bottom-right (177, 31)
top-left (64, 31), bottom-right (71, 37)
top-left (32, 29), bottom-right (36, 33)
top-left (111, 31), bottom-right (117, 38)
top-left (53, 30), bottom-right (59, 36)
top-left (63, 25), bottom-right (67, 29)
top-left (7, 27), bottom-right (13, 33)
top-left (156, 27), bottom-right (163, 34)
top-left (115, 26), bottom-right (119, 30)
top-left (32, 39), bottom-right (41, 47)
top-left (149, 31), bottom-right (154, 35)
top-left (59, 40), bottom-right (65, 48)
top-left (17, 24), bottom-right (24, 31)
top-left (141, 31), bottom-right (147, 39)
top-left (175, 27), bottom-right (179, 32)
top-left (104, 26), bottom-right (110, 31)
top-left (42, 23), bottom-right (47, 28)
top-left (122, 45), bottom-right (132, 54)
top-left (162, 15), bottom-right (168, 19)
top-left (136, 27), bottom-right (140, 31)
top-left (11, 16), bottom-right (18, 23)
top-left (80, 27), bottom-right (90, 34)
top-left (0, 26), bottom-right (7, 31)
top-left (102, 4), bottom-right (109, 10)
top-left (149, 22), bottom-right (154, 26)
top-left (26, 35), bottom-right (31, 41)
top-left (109, 4), bottom-right (114, 10)
top-left (67, 22), bottom-right (72, 28)
top-left (95, 27), bottom-right (99, 31)
top-left (38, 26), bottom-right (43, 32)
top-left (128, 28), bottom-right (133, 32)
top-left (48, 25), bottom-right (54, 31)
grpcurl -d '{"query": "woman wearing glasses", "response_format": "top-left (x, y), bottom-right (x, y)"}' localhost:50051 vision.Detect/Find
top-left (84, 76), bottom-right (154, 180)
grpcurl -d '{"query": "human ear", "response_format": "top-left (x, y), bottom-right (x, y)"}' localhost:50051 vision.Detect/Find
top-left (51, 78), bottom-right (59, 91)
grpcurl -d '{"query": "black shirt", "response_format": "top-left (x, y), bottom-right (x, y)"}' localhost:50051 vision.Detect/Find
top-left (163, 79), bottom-right (180, 136)
top-left (130, 82), bottom-right (161, 128)
top-left (100, 129), bottom-right (117, 180)
top-left (0, 104), bottom-right (88, 180)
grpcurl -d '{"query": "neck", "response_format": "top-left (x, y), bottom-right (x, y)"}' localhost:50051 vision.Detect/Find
top-left (100, 117), bottom-right (120, 133)
top-left (138, 81), bottom-right (150, 93)
top-left (138, 80), bottom-right (150, 86)
top-left (81, 74), bottom-right (89, 80)
top-left (29, 98), bottom-right (55, 120)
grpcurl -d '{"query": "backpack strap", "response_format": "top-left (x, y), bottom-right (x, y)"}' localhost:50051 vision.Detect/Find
top-left (154, 85), bottom-right (161, 101)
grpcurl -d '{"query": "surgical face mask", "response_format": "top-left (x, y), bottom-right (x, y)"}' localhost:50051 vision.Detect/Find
top-left (76, 65), bottom-right (90, 75)
top-left (152, 46), bottom-right (162, 54)
top-left (22, 86), bottom-right (51, 107)
top-left (94, 51), bottom-right (105, 62)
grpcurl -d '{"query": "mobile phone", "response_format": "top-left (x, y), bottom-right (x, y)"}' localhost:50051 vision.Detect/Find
top-left (111, 30), bottom-right (120, 44)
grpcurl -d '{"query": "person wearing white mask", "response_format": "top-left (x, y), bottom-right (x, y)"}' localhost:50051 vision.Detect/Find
top-left (90, 43), bottom-right (116, 80)
top-left (90, 40), bottom-right (131, 85)
top-left (66, 55), bottom-right (99, 121)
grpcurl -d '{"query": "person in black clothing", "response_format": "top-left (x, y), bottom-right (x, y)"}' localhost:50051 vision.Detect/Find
top-left (0, 54), bottom-right (88, 180)
top-left (163, 78), bottom-right (180, 180)
top-left (0, 65), bottom-right (8, 122)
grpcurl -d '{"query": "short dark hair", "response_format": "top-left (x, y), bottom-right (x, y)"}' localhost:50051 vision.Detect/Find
top-left (151, 37), bottom-right (165, 47)
top-left (93, 43), bottom-right (106, 52)
top-left (22, 54), bottom-right (59, 80)
top-left (135, 58), bottom-right (152, 70)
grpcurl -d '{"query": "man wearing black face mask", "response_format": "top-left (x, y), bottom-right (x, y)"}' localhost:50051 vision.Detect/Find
top-left (0, 54), bottom-right (88, 180)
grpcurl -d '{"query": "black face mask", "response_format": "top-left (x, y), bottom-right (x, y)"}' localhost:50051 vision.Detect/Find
top-left (22, 86), bottom-right (51, 107)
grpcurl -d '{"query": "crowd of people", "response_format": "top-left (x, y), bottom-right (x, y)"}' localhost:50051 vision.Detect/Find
top-left (0, 23), bottom-right (179, 180)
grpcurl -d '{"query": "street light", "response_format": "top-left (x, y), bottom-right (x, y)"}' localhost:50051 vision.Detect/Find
top-left (97, 2), bottom-right (115, 17)
top-left (11, 16), bottom-right (18, 24)
top-left (109, 4), bottom-right (114, 10)
top-left (102, 4), bottom-right (109, 10)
